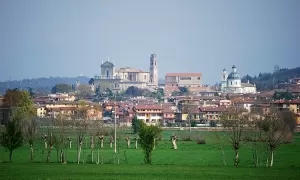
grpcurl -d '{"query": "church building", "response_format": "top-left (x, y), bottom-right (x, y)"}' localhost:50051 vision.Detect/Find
top-left (93, 54), bottom-right (158, 92)
top-left (221, 65), bottom-right (256, 94)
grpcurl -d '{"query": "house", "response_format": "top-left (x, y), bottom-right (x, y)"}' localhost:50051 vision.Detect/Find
top-left (162, 104), bottom-right (177, 124)
top-left (199, 106), bottom-right (227, 121)
top-left (134, 104), bottom-right (163, 125)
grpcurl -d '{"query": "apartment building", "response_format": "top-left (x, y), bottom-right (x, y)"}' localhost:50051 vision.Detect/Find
top-left (165, 73), bottom-right (202, 87)
top-left (135, 104), bottom-right (163, 125)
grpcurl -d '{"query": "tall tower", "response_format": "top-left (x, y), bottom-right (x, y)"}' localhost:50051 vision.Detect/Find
top-left (221, 68), bottom-right (227, 92)
top-left (149, 54), bottom-right (158, 87)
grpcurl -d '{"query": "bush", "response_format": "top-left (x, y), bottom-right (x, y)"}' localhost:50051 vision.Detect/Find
top-left (195, 136), bottom-right (206, 144)
top-left (180, 133), bottom-right (193, 141)
top-left (191, 121), bottom-right (197, 127)
top-left (209, 120), bottom-right (217, 127)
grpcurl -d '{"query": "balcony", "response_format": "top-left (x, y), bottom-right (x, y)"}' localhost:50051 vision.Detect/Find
top-left (94, 75), bottom-right (121, 80)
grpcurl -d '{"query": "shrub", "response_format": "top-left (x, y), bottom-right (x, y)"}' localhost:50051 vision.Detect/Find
top-left (195, 136), bottom-right (206, 144)
top-left (209, 120), bottom-right (217, 127)
top-left (191, 121), bottom-right (197, 127)
top-left (180, 133), bottom-right (193, 141)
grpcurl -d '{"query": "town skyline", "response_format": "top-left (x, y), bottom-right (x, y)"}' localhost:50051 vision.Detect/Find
top-left (1, 0), bottom-right (300, 84)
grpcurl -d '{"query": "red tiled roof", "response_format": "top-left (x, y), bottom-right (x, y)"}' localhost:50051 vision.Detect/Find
top-left (135, 104), bottom-right (163, 110)
top-left (199, 106), bottom-right (227, 112)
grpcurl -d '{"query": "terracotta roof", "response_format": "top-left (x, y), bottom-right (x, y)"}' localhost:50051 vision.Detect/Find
top-left (165, 73), bottom-right (202, 77)
top-left (135, 104), bottom-right (163, 110)
top-left (199, 106), bottom-right (227, 112)
top-left (272, 99), bottom-right (300, 104)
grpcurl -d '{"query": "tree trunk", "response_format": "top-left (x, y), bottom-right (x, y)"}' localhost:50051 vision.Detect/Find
top-left (9, 149), bottom-right (13, 162)
top-left (77, 144), bottom-right (82, 164)
top-left (221, 145), bottom-right (226, 166)
top-left (44, 141), bottom-right (47, 149)
top-left (234, 149), bottom-right (239, 166)
top-left (46, 147), bottom-right (52, 163)
top-left (127, 140), bottom-right (130, 148)
top-left (91, 148), bottom-right (94, 163)
top-left (69, 141), bottom-right (72, 149)
top-left (270, 150), bottom-right (274, 167)
top-left (153, 138), bottom-right (156, 150)
top-left (96, 148), bottom-right (99, 164)
top-left (135, 140), bottom-right (138, 149)
top-left (101, 140), bottom-right (103, 148)
top-left (30, 144), bottom-right (34, 162)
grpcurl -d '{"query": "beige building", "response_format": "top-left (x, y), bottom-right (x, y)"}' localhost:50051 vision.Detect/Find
top-left (165, 73), bottom-right (202, 87)
top-left (94, 54), bottom-right (158, 92)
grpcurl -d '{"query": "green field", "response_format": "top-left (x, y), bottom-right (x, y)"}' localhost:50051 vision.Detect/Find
top-left (1, 130), bottom-right (300, 179)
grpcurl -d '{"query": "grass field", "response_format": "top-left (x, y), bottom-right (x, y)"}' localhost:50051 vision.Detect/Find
top-left (1, 129), bottom-right (300, 179)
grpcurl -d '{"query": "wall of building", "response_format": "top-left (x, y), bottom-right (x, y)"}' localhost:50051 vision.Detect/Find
top-left (165, 74), bottom-right (202, 87)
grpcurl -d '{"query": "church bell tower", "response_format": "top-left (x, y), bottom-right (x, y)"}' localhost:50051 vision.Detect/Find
top-left (149, 54), bottom-right (158, 87)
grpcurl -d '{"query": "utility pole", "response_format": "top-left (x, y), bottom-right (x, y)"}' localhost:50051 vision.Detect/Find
top-left (114, 93), bottom-right (117, 154)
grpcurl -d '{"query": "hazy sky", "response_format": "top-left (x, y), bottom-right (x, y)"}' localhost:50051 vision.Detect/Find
top-left (1, 0), bottom-right (299, 84)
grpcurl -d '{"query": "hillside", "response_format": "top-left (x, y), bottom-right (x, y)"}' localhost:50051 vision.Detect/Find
top-left (0, 76), bottom-right (90, 95)
top-left (241, 66), bottom-right (300, 90)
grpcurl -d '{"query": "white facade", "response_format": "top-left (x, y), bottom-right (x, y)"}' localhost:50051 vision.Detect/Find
top-left (94, 55), bottom-right (159, 92)
top-left (221, 65), bottom-right (256, 94)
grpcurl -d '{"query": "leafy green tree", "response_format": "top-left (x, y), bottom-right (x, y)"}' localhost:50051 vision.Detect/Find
top-left (0, 89), bottom-right (35, 124)
top-left (132, 116), bottom-right (141, 134)
top-left (138, 122), bottom-right (162, 164)
top-left (52, 83), bottom-right (72, 93)
top-left (0, 118), bottom-right (23, 162)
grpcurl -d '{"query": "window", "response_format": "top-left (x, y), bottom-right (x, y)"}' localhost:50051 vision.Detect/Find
top-left (144, 75), bottom-right (146, 80)
top-left (180, 77), bottom-right (191, 80)
top-left (231, 82), bottom-right (232, 85)
top-left (198, 77), bottom-right (201, 80)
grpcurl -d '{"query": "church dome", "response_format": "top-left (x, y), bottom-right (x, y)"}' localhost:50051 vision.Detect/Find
top-left (227, 65), bottom-right (240, 80)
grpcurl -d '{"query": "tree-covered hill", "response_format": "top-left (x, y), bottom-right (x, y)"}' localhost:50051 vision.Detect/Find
top-left (241, 67), bottom-right (300, 90)
top-left (0, 76), bottom-right (90, 95)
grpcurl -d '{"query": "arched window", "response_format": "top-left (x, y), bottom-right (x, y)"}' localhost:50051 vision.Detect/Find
top-left (231, 81), bottom-right (232, 85)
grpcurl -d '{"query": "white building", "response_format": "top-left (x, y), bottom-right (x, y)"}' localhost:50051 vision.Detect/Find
top-left (93, 54), bottom-right (158, 92)
top-left (221, 65), bottom-right (256, 94)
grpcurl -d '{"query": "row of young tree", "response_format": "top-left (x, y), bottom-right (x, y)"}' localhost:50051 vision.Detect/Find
top-left (220, 106), bottom-right (296, 167)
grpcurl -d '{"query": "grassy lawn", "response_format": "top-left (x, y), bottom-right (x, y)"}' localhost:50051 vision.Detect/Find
top-left (0, 130), bottom-right (300, 179)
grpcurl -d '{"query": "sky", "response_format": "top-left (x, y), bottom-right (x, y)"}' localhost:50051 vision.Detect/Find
top-left (0, 0), bottom-right (299, 84)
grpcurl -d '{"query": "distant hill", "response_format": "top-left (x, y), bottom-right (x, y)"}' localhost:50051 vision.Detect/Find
top-left (241, 67), bottom-right (300, 90)
top-left (0, 76), bottom-right (90, 95)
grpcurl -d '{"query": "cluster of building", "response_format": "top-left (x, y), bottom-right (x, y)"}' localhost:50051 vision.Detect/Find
top-left (1, 54), bottom-right (299, 127)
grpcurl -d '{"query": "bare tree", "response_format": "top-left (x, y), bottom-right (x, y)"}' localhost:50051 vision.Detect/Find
top-left (46, 132), bottom-right (55, 163)
top-left (257, 109), bottom-right (295, 167)
top-left (171, 135), bottom-right (178, 150)
top-left (125, 136), bottom-right (131, 148)
top-left (220, 106), bottom-right (248, 166)
top-left (213, 130), bottom-right (226, 166)
top-left (90, 136), bottom-right (95, 163)
top-left (23, 118), bottom-right (37, 162)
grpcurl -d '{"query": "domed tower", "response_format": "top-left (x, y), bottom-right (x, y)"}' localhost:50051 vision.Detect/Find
top-left (221, 68), bottom-right (228, 92)
top-left (227, 65), bottom-right (241, 88)
top-left (149, 54), bottom-right (158, 87)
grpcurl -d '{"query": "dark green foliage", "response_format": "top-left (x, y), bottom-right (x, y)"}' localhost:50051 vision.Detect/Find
top-left (132, 116), bottom-right (141, 134)
top-left (191, 120), bottom-right (197, 127)
top-left (0, 119), bottom-right (23, 162)
top-left (273, 91), bottom-right (294, 100)
top-left (124, 86), bottom-right (144, 97)
top-left (138, 122), bottom-right (162, 164)
top-left (52, 83), bottom-right (72, 93)
top-left (209, 120), bottom-right (217, 127)
top-left (195, 136), bottom-right (206, 144)
top-left (241, 67), bottom-right (300, 90)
